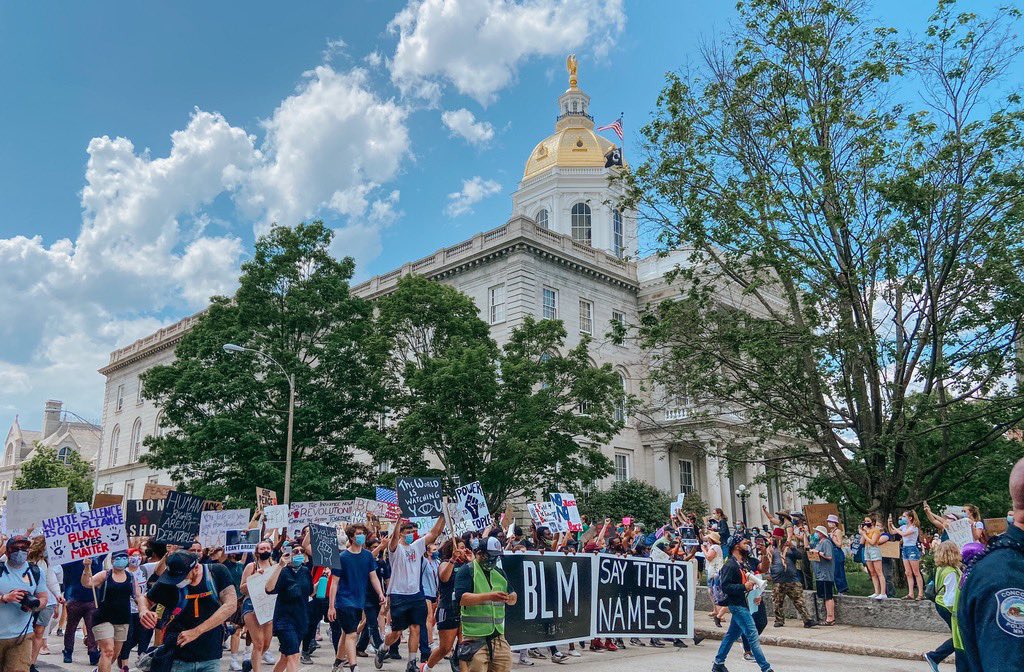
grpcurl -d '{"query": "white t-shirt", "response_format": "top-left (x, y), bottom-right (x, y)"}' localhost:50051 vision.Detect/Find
top-left (388, 538), bottom-right (426, 597)
top-left (898, 524), bottom-right (919, 546)
top-left (129, 567), bottom-right (147, 614)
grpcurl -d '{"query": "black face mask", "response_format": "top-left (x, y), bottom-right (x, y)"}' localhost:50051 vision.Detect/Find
top-left (257, 551), bottom-right (272, 561)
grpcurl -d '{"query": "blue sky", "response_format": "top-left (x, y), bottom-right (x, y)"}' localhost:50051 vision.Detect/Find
top-left (0, 0), bottom-right (1017, 434)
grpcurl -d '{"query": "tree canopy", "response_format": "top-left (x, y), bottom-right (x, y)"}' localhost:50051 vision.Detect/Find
top-left (14, 444), bottom-right (93, 510)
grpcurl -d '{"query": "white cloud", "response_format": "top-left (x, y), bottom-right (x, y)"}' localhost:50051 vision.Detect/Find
top-left (441, 108), bottom-right (495, 146)
top-left (445, 176), bottom-right (501, 216)
top-left (388, 0), bottom-right (626, 104)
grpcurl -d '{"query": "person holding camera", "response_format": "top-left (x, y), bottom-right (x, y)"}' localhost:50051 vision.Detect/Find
top-left (0, 534), bottom-right (49, 672)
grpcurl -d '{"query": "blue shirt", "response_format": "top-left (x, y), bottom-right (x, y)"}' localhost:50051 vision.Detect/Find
top-left (0, 563), bottom-right (46, 639)
top-left (333, 549), bottom-right (377, 610)
top-left (62, 559), bottom-right (104, 603)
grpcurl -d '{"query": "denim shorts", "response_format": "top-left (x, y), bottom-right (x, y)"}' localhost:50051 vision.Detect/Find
top-left (901, 545), bottom-right (921, 561)
top-left (864, 546), bottom-right (882, 562)
top-left (274, 619), bottom-right (302, 656)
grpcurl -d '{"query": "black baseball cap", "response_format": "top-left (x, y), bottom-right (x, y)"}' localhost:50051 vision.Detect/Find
top-left (5, 535), bottom-right (30, 551)
top-left (156, 550), bottom-right (199, 586)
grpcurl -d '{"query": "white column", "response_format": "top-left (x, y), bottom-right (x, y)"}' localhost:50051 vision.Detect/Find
top-left (704, 447), bottom-right (724, 511)
top-left (652, 445), bottom-right (671, 492)
top-left (753, 462), bottom-right (769, 528)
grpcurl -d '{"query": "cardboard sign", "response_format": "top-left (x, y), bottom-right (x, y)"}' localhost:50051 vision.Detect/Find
top-left (803, 503), bottom-right (840, 532)
top-left (254, 487), bottom-right (277, 523)
top-left (92, 493), bottom-right (123, 510)
top-left (126, 498), bottom-right (166, 538)
top-left (396, 477), bottom-right (443, 518)
top-left (353, 497), bottom-right (389, 523)
top-left (7, 487), bottom-right (68, 530)
top-left (310, 523), bottom-right (342, 568)
top-left (550, 493), bottom-right (582, 533)
top-left (199, 509), bottom-right (252, 548)
top-left (880, 540), bottom-right (901, 559)
top-left (155, 491), bottom-right (205, 545)
top-left (453, 482), bottom-right (493, 534)
top-left (263, 504), bottom-right (289, 530)
top-left (225, 529), bottom-right (261, 554)
top-left (42, 505), bottom-right (128, 565)
top-left (289, 501), bottom-right (352, 533)
top-left (244, 569), bottom-right (278, 625)
top-left (945, 517), bottom-right (974, 548)
top-left (985, 517), bottom-right (1009, 536)
top-left (143, 483), bottom-right (174, 501)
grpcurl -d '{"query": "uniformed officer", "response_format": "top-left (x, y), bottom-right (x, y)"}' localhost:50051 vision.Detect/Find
top-left (955, 457), bottom-right (1024, 671)
top-left (453, 536), bottom-right (517, 672)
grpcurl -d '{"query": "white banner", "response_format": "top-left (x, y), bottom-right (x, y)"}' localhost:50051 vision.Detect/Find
top-left (41, 505), bottom-right (128, 566)
top-left (945, 517), bottom-right (974, 548)
top-left (453, 482), bottom-right (492, 534)
top-left (289, 500), bottom-right (353, 533)
top-left (244, 569), bottom-right (278, 625)
top-left (198, 509), bottom-right (251, 547)
top-left (7, 487), bottom-right (68, 531)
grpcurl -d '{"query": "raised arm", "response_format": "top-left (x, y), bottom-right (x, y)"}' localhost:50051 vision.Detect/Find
top-left (922, 502), bottom-right (946, 530)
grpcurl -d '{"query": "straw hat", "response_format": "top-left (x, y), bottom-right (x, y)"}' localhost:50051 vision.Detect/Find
top-left (705, 530), bottom-right (721, 544)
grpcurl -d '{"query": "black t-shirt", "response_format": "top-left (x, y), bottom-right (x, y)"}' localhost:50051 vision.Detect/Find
top-left (270, 565), bottom-right (313, 630)
top-left (95, 571), bottom-right (134, 626)
top-left (146, 563), bottom-right (232, 663)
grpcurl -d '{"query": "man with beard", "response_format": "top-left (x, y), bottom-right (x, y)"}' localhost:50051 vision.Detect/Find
top-left (711, 536), bottom-right (775, 672)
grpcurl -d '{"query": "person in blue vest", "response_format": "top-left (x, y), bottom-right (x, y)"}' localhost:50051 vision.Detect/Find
top-left (454, 536), bottom-right (517, 672)
top-left (955, 457), bottom-right (1024, 672)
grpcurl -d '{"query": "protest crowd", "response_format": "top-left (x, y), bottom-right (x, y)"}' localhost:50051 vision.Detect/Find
top-left (0, 458), bottom-right (1019, 672)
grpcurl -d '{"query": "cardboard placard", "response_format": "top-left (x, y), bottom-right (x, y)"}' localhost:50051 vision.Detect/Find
top-left (550, 492), bottom-right (582, 533)
top-left (126, 498), bottom-right (166, 538)
top-left (198, 509), bottom-right (252, 548)
top-left (264, 504), bottom-right (289, 530)
top-left (453, 481), bottom-right (493, 534)
top-left (155, 491), bottom-right (205, 545)
top-left (254, 487), bottom-right (277, 523)
top-left (310, 523), bottom-right (341, 568)
top-left (244, 569), bottom-right (278, 625)
top-left (396, 477), bottom-right (443, 518)
top-left (803, 502), bottom-right (840, 533)
top-left (42, 505), bottom-right (128, 565)
top-left (202, 500), bottom-right (224, 512)
top-left (984, 517), bottom-right (1009, 536)
top-left (143, 483), bottom-right (174, 501)
top-left (92, 493), bottom-right (123, 510)
top-left (880, 540), bottom-right (901, 559)
top-left (7, 487), bottom-right (68, 531)
top-left (225, 529), bottom-right (261, 554)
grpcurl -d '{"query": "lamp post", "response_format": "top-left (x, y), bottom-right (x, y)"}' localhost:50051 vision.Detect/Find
top-left (223, 343), bottom-right (296, 506)
top-left (735, 483), bottom-right (750, 527)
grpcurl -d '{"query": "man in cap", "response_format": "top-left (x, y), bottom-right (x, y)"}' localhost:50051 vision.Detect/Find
top-left (454, 536), bottom-right (517, 672)
top-left (0, 535), bottom-right (48, 672)
top-left (712, 535), bottom-right (774, 672)
top-left (810, 525), bottom-right (836, 625)
top-left (139, 549), bottom-right (236, 671)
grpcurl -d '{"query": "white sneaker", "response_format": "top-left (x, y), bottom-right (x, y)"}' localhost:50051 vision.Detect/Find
top-left (264, 651), bottom-right (278, 664)
top-left (230, 657), bottom-right (244, 671)
top-left (867, 593), bottom-right (877, 599)
top-left (568, 650), bottom-right (582, 658)
top-left (874, 594), bottom-right (886, 600)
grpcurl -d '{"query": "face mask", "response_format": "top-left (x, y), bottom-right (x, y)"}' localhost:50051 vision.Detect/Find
top-left (480, 553), bottom-right (500, 569)
top-left (1009, 515), bottom-right (1015, 525)
top-left (129, 557), bottom-right (141, 567)
top-left (470, 538), bottom-right (480, 550)
top-left (113, 557), bottom-right (130, 569)
top-left (404, 534), bottom-right (415, 545)
top-left (898, 517), bottom-right (907, 526)
top-left (432, 551), bottom-right (440, 561)
top-left (354, 534), bottom-right (366, 546)
top-left (176, 575), bottom-right (192, 589)
top-left (810, 534), bottom-right (819, 544)
top-left (8, 551), bottom-right (27, 565)
top-left (258, 551), bottom-right (272, 561)
top-left (291, 554), bottom-right (304, 567)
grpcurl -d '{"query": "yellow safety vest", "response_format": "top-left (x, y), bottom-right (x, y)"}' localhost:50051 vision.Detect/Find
top-left (460, 561), bottom-right (506, 638)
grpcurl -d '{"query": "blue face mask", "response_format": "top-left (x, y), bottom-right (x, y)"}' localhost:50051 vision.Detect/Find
top-left (432, 551), bottom-right (440, 561)
top-left (898, 517), bottom-right (907, 526)
top-left (404, 534), bottom-right (415, 545)
top-left (354, 534), bottom-right (366, 546)
top-left (810, 534), bottom-right (819, 545)
top-left (1009, 515), bottom-right (1016, 525)
top-left (291, 554), bottom-right (304, 567)
top-left (113, 557), bottom-right (130, 569)
top-left (8, 551), bottom-right (27, 566)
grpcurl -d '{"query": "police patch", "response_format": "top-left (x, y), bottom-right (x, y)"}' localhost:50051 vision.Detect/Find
top-left (995, 588), bottom-right (1024, 638)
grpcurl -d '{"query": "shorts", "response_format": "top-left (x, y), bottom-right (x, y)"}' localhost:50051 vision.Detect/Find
top-left (335, 606), bottom-right (363, 635)
top-left (435, 604), bottom-right (460, 631)
top-left (0, 635), bottom-right (32, 671)
top-left (864, 546), bottom-right (882, 562)
top-left (901, 545), bottom-right (921, 561)
top-left (816, 580), bottom-right (835, 600)
top-left (389, 595), bottom-right (427, 631)
top-left (35, 604), bottom-right (56, 629)
top-left (170, 661), bottom-right (222, 672)
top-left (241, 598), bottom-right (255, 619)
top-left (228, 598), bottom-right (245, 626)
top-left (274, 620), bottom-right (302, 656)
top-left (94, 621), bottom-right (130, 642)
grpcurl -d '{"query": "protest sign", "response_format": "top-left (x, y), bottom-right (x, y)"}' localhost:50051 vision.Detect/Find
top-left (255, 487), bottom-right (277, 514)
top-left (503, 552), bottom-right (594, 648)
top-left (310, 523), bottom-right (341, 568)
top-left (595, 555), bottom-right (693, 638)
top-left (126, 498), bottom-right (166, 538)
top-left (528, 502), bottom-right (566, 533)
top-left (289, 501), bottom-right (352, 533)
top-left (550, 493), bottom-right (582, 533)
top-left (409, 517), bottom-right (437, 536)
top-left (670, 493), bottom-right (685, 518)
top-left (945, 517), bottom-right (974, 548)
top-left (244, 569), bottom-right (278, 624)
top-left (42, 505), bottom-right (128, 565)
top-left (156, 491), bottom-right (205, 545)
top-left (92, 493), bottom-right (123, 510)
top-left (263, 504), bottom-right (289, 530)
top-left (143, 483), bottom-right (173, 500)
top-left (985, 517), bottom-right (1009, 536)
top-left (396, 477), bottom-right (443, 518)
top-left (202, 500), bottom-right (224, 511)
top-left (804, 502), bottom-right (841, 533)
top-left (199, 508), bottom-right (251, 547)
top-left (453, 482), bottom-right (492, 534)
top-left (74, 502), bottom-right (90, 514)
top-left (7, 487), bottom-right (68, 531)
top-left (225, 529), bottom-right (261, 554)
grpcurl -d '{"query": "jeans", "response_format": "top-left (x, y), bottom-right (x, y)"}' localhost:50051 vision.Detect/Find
top-left (741, 600), bottom-right (768, 654)
top-left (356, 603), bottom-right (383, 653)
top-left (834, 547), bottom-right (848, 593)
top-left (303, 597), bottom-right (328, 654)
top-left (170, 661), bottom-right (221, 672)
top-left (64, 598), bottom-right (97, 654)
top-left (715, 605), bottom-right (771, 672)
top-left (929, 603), bottom-right (955, 662)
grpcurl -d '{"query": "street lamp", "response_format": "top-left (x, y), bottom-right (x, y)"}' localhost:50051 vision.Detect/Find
top-left (223, 343), bottom-right (296, 506)
top-left (735, 483), bottom-right (750, 527)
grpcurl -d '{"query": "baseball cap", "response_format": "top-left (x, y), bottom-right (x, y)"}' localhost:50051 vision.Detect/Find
top-left (5, 535), bottom-right (29, 550)
top-left (483, 536), bottom-right (503, 558)
top-left (156, 550), bottom-right (199, 586)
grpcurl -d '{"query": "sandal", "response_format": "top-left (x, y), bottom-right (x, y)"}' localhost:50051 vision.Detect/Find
top-left (714, 616), bottom-right (723, 628)
top-left (823, 620), bottom-right (836, 626)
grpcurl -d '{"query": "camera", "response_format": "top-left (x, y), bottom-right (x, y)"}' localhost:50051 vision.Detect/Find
top-left (18, 592), bottom-right (40, 612)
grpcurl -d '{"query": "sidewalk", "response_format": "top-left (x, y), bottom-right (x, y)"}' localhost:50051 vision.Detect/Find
top-left (694, 611), bottom-right (950, 662)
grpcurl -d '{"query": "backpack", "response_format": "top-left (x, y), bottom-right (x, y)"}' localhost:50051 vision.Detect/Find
top-left (136, 565), bottom-right (220, 672)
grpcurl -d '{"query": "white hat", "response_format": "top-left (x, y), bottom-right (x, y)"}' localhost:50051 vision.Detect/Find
top-left (814, 525), bottom-right (829, 536)
top-left (826, 514), bottom-right (840, 524)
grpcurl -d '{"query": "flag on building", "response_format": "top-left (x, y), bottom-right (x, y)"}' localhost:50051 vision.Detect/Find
top-left (596, 116), bottom-right (624, 140)
top-left (604, 147), bottom-right (623, 168)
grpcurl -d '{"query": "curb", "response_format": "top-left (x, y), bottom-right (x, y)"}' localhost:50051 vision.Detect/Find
top-left (694, 627), bottom-right (934, 662)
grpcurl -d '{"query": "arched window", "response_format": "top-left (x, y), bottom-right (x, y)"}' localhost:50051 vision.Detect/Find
top-left (614, 373), bottom-right (627, 423)
top-left (58, 446), bottom-right (73, 465)
top-left (536, 209), bottom-right (549, 230)
top-left (571, 202), bottom-right (592, 245)
top-left (154, 411), bottom-right (165, 438)
top-left (108, 424), bottom-right (120, 468)
top-left (4, 443), bottom-right (12, 466)
top-left (129, 418), bottom-right (143, 463)
top-left (612, 209), bottom-right (624, 258)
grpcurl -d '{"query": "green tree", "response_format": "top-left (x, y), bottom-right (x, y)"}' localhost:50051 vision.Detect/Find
top-left (370, 275), bottom-right (622, 510)
top-left (625, 0), bottom-right (1024, 518)
top-left (142, 222), bottom-right (383, 506)
top-left (577, 480), bottom-right (708, 530)
top-left (14, 445), bottom-right (93, 510)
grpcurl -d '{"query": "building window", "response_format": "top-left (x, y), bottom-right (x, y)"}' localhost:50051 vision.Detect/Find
top-left (58, 446), bottom-right (73, 465)
top-left (612, 310), bottom-right (625, 326)
top-left (4, 443), bottom-right (13, 467)
top-left (108, 425), bottom-right (120, 468)
top-left (148, 475), bottom-right (159, 484)
top-left (579, 299), bottom-right (593, 335)
top-left (129, 418), bottom-right (143, 463)
top-left (678, 459), bottom-right (695, 494)
top-left (536, 209), bottom-right (549, 229)
top-left (103, 483), bottom-right (113, 494)
top-left (571, 202), bottom-right (592, 245)
top-left (542, 287), bottom-right (558, 320)
top-left (115, 384), bottom-right (125, 412)
top-left (612, 209), bottom-right (623, 258)
top-left (154, 411), bottom-right (165, 438)
top-left (124, 480), bottom-right (135, 500)
top-left (614, 453), bottom-right (631, 482)
top-left (137, 377), bottom-right (145, 404)
top-left (488, 284), bottom-right (506, 324)
top-left (614, 373), bottom-right (627, 424)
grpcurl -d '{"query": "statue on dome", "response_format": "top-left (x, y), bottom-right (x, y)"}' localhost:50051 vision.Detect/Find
top-left (566, 54), bottom-right (578, 88)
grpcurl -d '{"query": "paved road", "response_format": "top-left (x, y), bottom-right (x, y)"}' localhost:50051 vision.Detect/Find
top-left (40, 634), bottom-right (941, 671)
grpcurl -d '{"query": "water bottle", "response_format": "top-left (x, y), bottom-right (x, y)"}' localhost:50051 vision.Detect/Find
top-left (315, 575), bottom-right (328, 599)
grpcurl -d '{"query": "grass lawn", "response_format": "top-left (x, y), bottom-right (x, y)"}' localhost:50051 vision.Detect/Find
top-left (844, 566), bottom-right (876, 596)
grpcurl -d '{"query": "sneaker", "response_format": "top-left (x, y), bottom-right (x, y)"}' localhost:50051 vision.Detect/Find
top-left (390, 651), bottom-right (404, 661)
top-left (568, 649), bottom-right (582, 657)
top-left (301, 653), bottom-right (314, 665)
top-left (629, 638), bottom-right (645, 647)
top-left (867, 593), bottom-right (877, 599)
top-left (711, 663), bottom-right (729, 672)
top-left (874, 594), bottom-right (887, 601)
top-left (589, 639), bottom-right (605, 651)
top-left (89, 650), bottom-right (101, 666)
top-left (242, 662), bottom-right (253, 672)
top-left (743, 652), bottom-right (754, 661)
top-left (693, 636), bottom-right (705, 646)
top-left (923, 653), bottom-right (940, 672)
top-left (375, 646), bottom-right (388, 670)
top-left (552, 652), bottom-right (568, 664)
top-left (406, 660), bottom-right (419, 672)
top-left (309, 641), bottom-right (320, 654)
top-left (672, 640), bottom-right (687, 648)
top-left (803, 619), bottom-right (817, 628)
top-left (357, 650), bottom-right (369, 658)
top-left (603, 639), bottom-right (618, 652)
top-left (518, 658), bottom-right (535, 667)
top-left (449, 655), bottom-right (459, 672)
top-left (615, 638), bottom-right (626, 648)
top-left (63, 651), bottom-right (73, 664)
top-left (230, 657), bottom-right (244, 671)
top-left (650, 639), bottom-right (666, 648)
top-left (527, 648), bottom-right (546, 659)
top-left (263, 651), bottom-right (277, 664)
top-left (56, 628), bottom-right (64, 637)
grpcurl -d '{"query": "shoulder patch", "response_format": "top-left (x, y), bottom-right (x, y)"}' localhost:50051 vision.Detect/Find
top-left (995, 588), bottom-right (1024, 638)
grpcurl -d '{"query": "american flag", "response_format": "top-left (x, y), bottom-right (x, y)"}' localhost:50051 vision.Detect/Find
top-left (376, 487), bottom-right (397, 504)
top-left (596, 116), bottom-right (624, 141)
